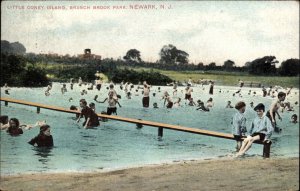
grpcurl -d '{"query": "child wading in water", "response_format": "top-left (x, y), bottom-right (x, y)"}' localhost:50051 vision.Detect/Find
top-left (77, 99), bottom-right (100, 128)
top-left (232, 101), bottom-right (247, 151)
top-left (162, 91), bottom-right (173, 108)
top-left (28, 125), bottom-right (54, 147)
top-left (95, 91), bottom-right (122, 115)
top-left (266, 92), bottom-right (286, 132)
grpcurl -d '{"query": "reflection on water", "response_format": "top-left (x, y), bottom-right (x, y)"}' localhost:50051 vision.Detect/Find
top-left (33, 147), bottom-right (53, 164)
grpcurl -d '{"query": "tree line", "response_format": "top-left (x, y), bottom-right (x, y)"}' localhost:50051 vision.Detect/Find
top-left (1, 41), bottom-right (173, 86)
top-left (1, 40), bottom-right (299, 87)
top-left (123, 45), bottom-right (299, 76)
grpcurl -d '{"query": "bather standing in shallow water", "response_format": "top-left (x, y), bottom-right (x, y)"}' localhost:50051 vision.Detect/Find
top-left (266, 92), bottom-right (286, 133)
top-left (28, 125), bottom-right (53, 147)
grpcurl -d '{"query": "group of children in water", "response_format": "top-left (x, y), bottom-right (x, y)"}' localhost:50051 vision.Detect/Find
top-left (1, 76), bottom-right (298, 156)
top-left (0, 116), bottom-right (53, 147)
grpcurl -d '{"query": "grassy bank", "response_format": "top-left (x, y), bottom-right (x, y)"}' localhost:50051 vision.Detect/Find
top-left (38, 63), bottom-right (299, 87)
top-left (119, 67), bottom-right (299, 87)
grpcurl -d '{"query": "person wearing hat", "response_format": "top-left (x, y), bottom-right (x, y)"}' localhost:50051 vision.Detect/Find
top-left (28, 124), bottom-right (53, 147)
top-left (236, 103), bottom-right (273, 157)
top-left (232, 101), bottom-right (247, 151)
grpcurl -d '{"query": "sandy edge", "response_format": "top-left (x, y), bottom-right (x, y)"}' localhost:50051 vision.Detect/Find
top-left (1, 157), bottom-right (299, 191)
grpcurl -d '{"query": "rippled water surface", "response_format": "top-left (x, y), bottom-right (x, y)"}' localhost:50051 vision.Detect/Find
top-left (1, 83), bottom-right (299, 175)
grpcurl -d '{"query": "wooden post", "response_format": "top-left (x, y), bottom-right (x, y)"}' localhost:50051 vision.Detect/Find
top-left (158, 127), bottom-right (163, 137)
top-left (5, 101), bottom-right (8, 106)
top-left (263, 141), bottom-right (272, 158)
top-left (37, 107), bottom-right (40, 114)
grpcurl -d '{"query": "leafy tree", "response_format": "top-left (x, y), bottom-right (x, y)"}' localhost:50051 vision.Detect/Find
top-left (223, 60), bottom-right (235, 70)
top-left (109, 69), bottom-right (172, 85)
top-left (10, 42), bottom-right (26, 55)
top-left (206, 62), bottom-right (216, 70)
top-left (159, 44), bottom-right (189, 65)
top-left (247, 56), bottom-right (278, 75)
top-left (1, 40), bottom-right (12, 54)
top-left (278, 59), bottom-right (300, 76)
top-left (123, 49), bottom-right (142, 62)
top-left (21, 66), bottom-right (49, 87)
top-left (197, 62), bottom-right (204, 70)
top-left (1, 40), bottom-right (26, 55)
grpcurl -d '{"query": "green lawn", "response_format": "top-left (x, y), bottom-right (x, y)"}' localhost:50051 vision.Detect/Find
top-left (37, 63), bottom-right (299, 87)
top-left (119, 67), bottom-right (299, 87)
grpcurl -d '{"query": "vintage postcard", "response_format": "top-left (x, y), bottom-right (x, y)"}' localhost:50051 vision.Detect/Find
top-left (1, 1), bottom-right (299, 190)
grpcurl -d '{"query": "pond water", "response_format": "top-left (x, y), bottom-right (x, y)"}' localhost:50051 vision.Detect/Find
top-left (1, 83), bottom-right (299, 175)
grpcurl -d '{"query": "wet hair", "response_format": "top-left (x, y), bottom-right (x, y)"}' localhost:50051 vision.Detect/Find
top-left (40, 125), bottom-right (50, 134)
top-left (9, 118), bottom-right (20, 127)
top-left (0, 115), bottom-right (9, 124)
top-left (208, 98), bottom-right (213, 101)
top-left (79, 99), bottom-right (87, 106)
top-left (136, 119), bottom-right (143, 129)
top-left (278, 92), bottom-right (286, 98)
top-left (235, 101), bottom-right (246, 110)
top-left (70, 105), bottom-right (77, 110)
top-left (109, 84), bottom-right (114, 89)
top-left (291, 114), bottom-right (297, 119)
top-left (89, 102), bottom-right (95, 108)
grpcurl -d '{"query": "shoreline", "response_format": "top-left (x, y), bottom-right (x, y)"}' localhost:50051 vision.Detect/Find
top-left (3, 81), bottom-right (300, 89)
top-left (1, 157), bottom-right (299, 191)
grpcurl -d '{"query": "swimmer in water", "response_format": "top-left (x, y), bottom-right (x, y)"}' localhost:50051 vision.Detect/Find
top-left (266, 92), bottom-right (286, 132)
top-left (28, 124), bottom-right (54, 147)
top-left (290, 114), bottom-right (298, 123)
top-left (226, 101), bottom-right (234, 108)
top-left (153, 102), bottom-right (159, 108)
top-left (162, 91), bottom-right (173, 109)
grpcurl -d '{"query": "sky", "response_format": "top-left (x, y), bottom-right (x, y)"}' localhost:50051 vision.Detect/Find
top-left (1, 1), bottom-right (299, 66)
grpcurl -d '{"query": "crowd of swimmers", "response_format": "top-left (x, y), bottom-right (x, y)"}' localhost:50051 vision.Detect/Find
top-left (1, 75), bottom-right (298, 156)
